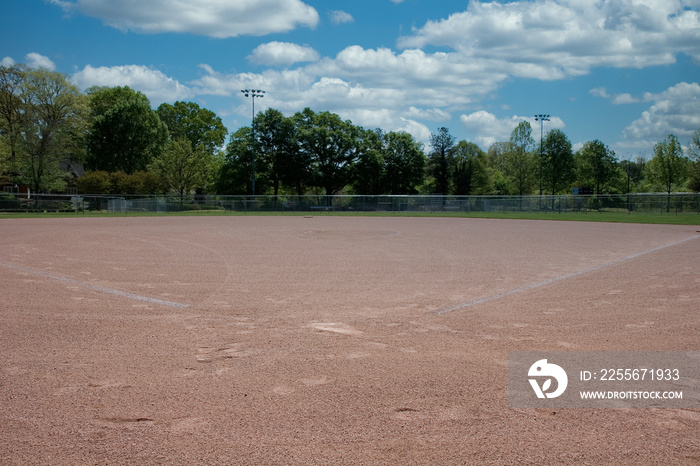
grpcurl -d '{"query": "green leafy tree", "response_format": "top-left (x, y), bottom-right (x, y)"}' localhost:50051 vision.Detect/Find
top-left (646, 134), bottom-right (689, 195)
top-left (617, 157), bottom-right (646, 193)
top-left (156, 101), bottom-right (226, 195)
top-left (352, 128), bottom-right (384, 195)
top-left (17, 68), bottom-right (87, 193)
top-left (254, 109), bottom-right (304, 196)
top-left (507, 121), bottom-right (536, 195)
top-left (0, 136), bottom-right (9, 179)
top-left (295, 108), bottom-right (361, 196)
top-left (577, 140), bottom-right (617, 194)
top-left (426, 127), bottom-right (454, 194)
top-left (688, 129), bottom-right (700, 192)
top-left (0, 64), bottom-right (25, 182)
top-left (156, 101), bottom-right (227, 155)
top-left (149, 137), bottom-right (212, 197)
top-left (353, 129), bottom-right (425, 195)
top-left (382, 131), bottom-right (425, 194)
top-left (487, 141), bottom-right (512, 173)
top-left (542, 129), bottom-right (575, 195)
top-left (86, 86), bottom-right (168, 173)
top-left (450, 141), bottom-right (490, 195)
top-left (216, 127), bottom-right (259, 195)
top-left (487, 142), bottom-right (516, 195)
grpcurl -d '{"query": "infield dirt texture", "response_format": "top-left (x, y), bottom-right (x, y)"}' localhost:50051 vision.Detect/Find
top-left (1, 216), bottom-right (698, 464)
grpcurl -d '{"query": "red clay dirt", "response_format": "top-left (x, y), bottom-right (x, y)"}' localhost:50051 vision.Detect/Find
top-left (1, 216), bottom-right (698, 464)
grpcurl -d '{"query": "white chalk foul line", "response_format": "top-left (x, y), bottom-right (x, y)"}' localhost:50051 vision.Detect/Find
top-left (436, 235), bottom-right (699, 315)
top-left (0, 261), bottom-right (189, 309)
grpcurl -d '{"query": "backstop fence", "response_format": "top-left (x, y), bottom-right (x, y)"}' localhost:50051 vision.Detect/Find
top-left (1, 193), bottom-right (699, 215)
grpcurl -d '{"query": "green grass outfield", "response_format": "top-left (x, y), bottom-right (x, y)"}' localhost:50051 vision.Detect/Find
top-left (1, 209), bottom-right (699, 225)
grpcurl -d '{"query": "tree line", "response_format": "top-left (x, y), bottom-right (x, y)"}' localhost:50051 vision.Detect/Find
top-left (2, 64), bottom-right (699, 196)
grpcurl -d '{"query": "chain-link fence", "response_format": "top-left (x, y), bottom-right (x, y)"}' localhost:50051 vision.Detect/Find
top-left (1, 193), bottom-right (699, 215)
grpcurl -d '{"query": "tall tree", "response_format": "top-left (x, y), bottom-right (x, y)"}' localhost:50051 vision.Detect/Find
top-left (216, 127), bottom-right (259, 195)
top-left (155, 102), bottom-right (226, 195)
top-left (646, 134), bottom-right (689, 195)
top-left (353, 128), bottom-right (384, 195)
top-left (17, 68), bottom-right (87, 193)
top-left (577, 139), bottom-right (617, 194)
top-left (450, 141), bottom-right (490, 195)
top-left (487, 142), bottom-right (516, 195)
top-left (254, 109), bottom-right (304, 196)
top-left (295, 108), bottom-right (361, 196)
top-left (382, 131), bottom-right (425, 194)
top-left (619, 157), bottom-right (646, 193)
top-left (156, 101), bottom-right (227, 155)
top-left (688, 129), bottom-right (700, 192)
top-left (0, 64), bottom-right (25, 182)
top-left (149, 137), bottom-right (212, 198)
top-left (426, 127), bottom-right (455, 195)
top-left (542, 129), bottom-right (575, 195)
top-left (487, 141), bottom-right (512, 174)
top-left (353, 129), bottom-right (425, 195)
top-left (507, 121), bottom-right (536, 195)
top-left (86, 86), bottom-right (168, 173)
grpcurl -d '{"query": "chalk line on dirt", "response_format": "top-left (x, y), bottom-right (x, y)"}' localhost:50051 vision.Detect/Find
top-left (0, 261), bottom-right (190, 309)
top-left (436, 235), bottom-right (699, 315)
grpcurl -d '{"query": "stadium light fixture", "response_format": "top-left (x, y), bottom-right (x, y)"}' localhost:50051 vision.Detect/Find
top-left (534, 114), bottom-right (550, 196)
top-left (241, 89), bottom-right (265, 197)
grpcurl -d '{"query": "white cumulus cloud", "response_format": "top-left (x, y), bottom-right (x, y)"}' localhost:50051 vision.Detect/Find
top-left (191, 1), bottom-right (699, 148)
top-left (50, 0), bottom-right (319, 38)
top-left (590, 87), bottom-right (641, 104)
top-left (248, 42), bottom-right (320, 66)
top-left (330, 10), bottom-right (354, 25)
top-left (398, 0), bottom-right (700, 79)
top-left (460, 111), bottom-right (565, 149)
top-left (25, 53), bottom-right (56, 71)
top-left (312, 46), bottom-right (505, 108)
top-left (589, 87), bottom-right (610, 99)
top-left (623, 82), bottom-right (700, 145)
top-left (2, 53), bottom-right (56, 70)
top-left (72, 64), bottom-right (193, 103)
top-left (190, 62), bottom-right (435, 141)
top-left (612, 93), bottom-right (640, 105)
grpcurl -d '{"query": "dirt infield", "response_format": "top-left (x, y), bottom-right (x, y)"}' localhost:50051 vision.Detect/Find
top-left (1, 216), bottom-right (698, 464)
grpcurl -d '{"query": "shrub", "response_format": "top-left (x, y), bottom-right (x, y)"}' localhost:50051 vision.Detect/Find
top-left (77, 171), bottom-right (112, 194)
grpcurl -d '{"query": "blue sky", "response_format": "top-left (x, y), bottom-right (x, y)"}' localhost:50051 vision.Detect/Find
top-left (3, 0), bottom-right (699, 159)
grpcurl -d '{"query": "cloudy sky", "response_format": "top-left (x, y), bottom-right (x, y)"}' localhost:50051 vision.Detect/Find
top-left (3, 0), bottom-right (699, 158)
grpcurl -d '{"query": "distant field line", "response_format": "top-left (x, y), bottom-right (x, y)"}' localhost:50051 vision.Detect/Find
top-left (0, 261), bottom-right (189, 309)
top-left (436, 234), bottom-right (700, 315)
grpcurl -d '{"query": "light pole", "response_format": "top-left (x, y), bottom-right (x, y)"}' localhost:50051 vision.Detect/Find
top-left (241, 89), bottom-right (265, 196)
top-left (534, 114), bottom-right (550, 196)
